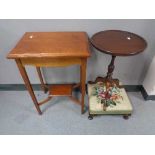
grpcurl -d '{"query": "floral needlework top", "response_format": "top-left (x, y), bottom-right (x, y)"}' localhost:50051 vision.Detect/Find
top-left (91, 82), bottom-right (123, 111)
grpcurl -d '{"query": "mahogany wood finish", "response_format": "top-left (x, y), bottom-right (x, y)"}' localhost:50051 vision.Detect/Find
top-left (106, 56), bottom-right (116, 80)
top-left (91, 30), bottom-right (147, 56)
top-left (91, 30), bottom-right (147, 85)
top-left (7, 32), bottom-right (90, 114)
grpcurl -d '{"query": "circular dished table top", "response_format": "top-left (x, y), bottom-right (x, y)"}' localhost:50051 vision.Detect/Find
top-left (91, 30), bottom-right (147, 56)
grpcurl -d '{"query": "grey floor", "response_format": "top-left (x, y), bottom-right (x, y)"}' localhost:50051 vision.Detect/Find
top-left (0, 91), bottom-right (155, 135)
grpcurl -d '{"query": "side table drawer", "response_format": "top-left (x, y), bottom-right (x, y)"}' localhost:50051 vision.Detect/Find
top-left (21, 57), bottom-right (82, 67)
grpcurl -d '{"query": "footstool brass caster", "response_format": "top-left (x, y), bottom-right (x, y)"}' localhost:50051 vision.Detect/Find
top-left (123, 114), bottom-right (131, 120)
top-left (88, 114), bottom-right (93, 120)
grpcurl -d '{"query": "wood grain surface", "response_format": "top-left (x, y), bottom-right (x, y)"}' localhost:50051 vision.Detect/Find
top-left (7, 32), bottom-right (91, 59)
top-left (91, 30), bottom-right (147, 56)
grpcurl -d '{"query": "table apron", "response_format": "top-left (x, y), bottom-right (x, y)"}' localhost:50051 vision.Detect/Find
top-left (20, 57), bottom-right (82, 67)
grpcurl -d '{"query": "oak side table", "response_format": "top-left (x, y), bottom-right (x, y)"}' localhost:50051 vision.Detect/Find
top-left (7, 32), bottom-right (90, 115)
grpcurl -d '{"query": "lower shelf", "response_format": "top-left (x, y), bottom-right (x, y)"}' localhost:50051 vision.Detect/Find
top-left (49, 84), bottom-right (74, 96)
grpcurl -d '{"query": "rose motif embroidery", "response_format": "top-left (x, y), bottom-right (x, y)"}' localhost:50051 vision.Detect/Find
top-left (91, 82), bottom-right (123, 111)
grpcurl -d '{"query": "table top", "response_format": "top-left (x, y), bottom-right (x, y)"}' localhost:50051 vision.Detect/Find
top-left (7, 32), bottom-right (91, 59)
top-left (91, 30), bottom-right (147, 56)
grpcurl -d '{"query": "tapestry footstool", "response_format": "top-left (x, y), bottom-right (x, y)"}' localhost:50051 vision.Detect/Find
top-left (87, 82), bottom-right (133, 120)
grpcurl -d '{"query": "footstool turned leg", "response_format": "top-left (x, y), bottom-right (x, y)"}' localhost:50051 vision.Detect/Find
top-left (123, 114), bottom-right (131, 120)
top-left (88, 114), bottom-right (93, 120)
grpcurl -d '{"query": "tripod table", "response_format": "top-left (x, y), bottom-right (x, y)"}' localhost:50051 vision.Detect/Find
top-left (91, 30), bottom-right (147, 85)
